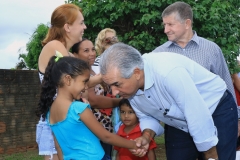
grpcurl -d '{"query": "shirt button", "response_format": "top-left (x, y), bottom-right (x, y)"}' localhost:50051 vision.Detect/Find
top-left (170, 119), bottom-right (172, 121)
top-left (159, 108), bottom-right (162, 110)
top-left (148, 96), bottom-right (150, 98)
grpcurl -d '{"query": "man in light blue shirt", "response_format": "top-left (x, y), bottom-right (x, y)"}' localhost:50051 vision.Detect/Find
top-left (99, 43), bottom-right (238, 160)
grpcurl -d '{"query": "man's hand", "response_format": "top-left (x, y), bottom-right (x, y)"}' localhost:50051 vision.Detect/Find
top-left (129, 129), bottom-right (155, 157)
top-left (129, 136), bottom-right (149, 157)
top-left (203, 146), bottom-right (218, 160)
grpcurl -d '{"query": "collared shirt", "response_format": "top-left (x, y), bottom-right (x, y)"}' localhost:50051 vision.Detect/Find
top-left (152, 31), bottom-right (236, 103)
top-left (129, 52), bottom-right (226, 151)
top-left (114, 123), bottom-right (157, 160)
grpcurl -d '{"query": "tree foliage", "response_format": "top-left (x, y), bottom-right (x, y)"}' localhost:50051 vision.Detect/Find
top-left (70, 0), bottom-right (240, 73)
top-left (23, 0), bottom-right (240, 73)
top-left (22, 23), bottom-right (49, 69)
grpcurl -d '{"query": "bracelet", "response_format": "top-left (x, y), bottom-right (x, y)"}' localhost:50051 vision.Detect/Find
top-left (143, 132), bottom-right (153, 141)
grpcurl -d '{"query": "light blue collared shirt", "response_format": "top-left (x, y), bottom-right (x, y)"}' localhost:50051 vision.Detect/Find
top-left (129, 52), bottom-right (226, 151)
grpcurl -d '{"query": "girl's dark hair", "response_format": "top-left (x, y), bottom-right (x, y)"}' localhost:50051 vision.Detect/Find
top-left (35, 56), bottom-right (90, 119)
top-left (119, 98), bottom-right (132, 109)
top-left (71, 38), bottom-right (89, 54)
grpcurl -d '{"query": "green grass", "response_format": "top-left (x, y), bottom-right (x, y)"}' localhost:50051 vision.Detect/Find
top-left (154, 134), bottom-right (165, 144)
top-left (0, 135), bottom-right (166, 160)
top-left (0, 150), bottom-right (42, 160)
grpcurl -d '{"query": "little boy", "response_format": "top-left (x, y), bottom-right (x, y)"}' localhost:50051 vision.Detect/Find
top-left (114, 99), bottom-right (157, 160)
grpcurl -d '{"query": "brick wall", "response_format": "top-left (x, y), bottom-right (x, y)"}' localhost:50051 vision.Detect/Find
top-left (0, 69), bottom-right (40, 154)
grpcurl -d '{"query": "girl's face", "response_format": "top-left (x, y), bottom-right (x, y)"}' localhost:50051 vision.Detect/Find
top-left (75, 40), bottom-right (96, 66)
top-left (68, 11), bottom-right (87, 44)
top-left (70, 70), bottom-right (90, 100)
top-left (120, 104), bottom-right (138, 127)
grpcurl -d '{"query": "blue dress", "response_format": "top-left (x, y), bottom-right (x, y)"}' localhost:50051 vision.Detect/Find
top-left (47, 101), bottom-right (104, 160)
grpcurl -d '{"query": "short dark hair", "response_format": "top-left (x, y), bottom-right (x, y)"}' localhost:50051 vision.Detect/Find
top-left (162, 1), bottom-right (193, 23)
top-left (119, 98), bottom-right (132, 110)
top-left (71, 38), bottom-right (89, 54)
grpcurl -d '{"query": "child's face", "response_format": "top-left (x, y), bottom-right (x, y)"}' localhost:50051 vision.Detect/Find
top-left (120, 104), bottom-right (138, 127)
top-left (70, 70), bottom-right (90, 100)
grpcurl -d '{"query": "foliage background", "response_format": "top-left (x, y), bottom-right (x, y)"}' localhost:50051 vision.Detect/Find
top-left (22, 0), bottom-right (240, 73)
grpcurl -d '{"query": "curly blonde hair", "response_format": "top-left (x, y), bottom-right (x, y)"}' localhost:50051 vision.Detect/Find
top-left (95, 28), bottom-right (118, 55)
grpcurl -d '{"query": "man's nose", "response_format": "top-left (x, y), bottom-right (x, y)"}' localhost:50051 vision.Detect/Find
top-left (164, 25), bottom-right (169, 33)
top-left (111, 86), bottom-right (119, 96)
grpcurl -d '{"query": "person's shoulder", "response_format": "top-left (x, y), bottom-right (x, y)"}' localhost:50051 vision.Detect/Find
top-left (42, 40), bottom-right (70, 56)
top-left (197, 36), bottom-right (220, 48)
top-left (152, 41), bottom-right (172, 52)
top-left (70, 101), bottom-right (90, 115)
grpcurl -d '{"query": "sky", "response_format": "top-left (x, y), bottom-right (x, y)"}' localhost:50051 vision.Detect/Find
top-left (0, 0), bottom-right (65, 69)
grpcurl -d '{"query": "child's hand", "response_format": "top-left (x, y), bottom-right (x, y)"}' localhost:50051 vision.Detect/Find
top-left (129, 137), bottom-right (149, 157)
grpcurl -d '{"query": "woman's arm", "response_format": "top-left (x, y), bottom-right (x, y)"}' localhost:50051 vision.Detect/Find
top-left (80, 108), bottom-right (137, 149)
top-left (88, 74), bottom-right (103, 88)
top-left (88, 87), bottom-right (121, 109)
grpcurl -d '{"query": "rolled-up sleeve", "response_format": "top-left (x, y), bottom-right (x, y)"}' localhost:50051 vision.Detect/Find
top-left (164, 68), bottom-right (219, 151)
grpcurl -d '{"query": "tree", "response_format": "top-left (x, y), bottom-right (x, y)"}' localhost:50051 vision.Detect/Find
top-left (15, 54), bottom-right (27, 70)
top-left (69, 0), bottom-right (240, 73)
top-left (23, 0), bottom-right (240, 72)
top-left (22, 23), bottom-right (49, 69)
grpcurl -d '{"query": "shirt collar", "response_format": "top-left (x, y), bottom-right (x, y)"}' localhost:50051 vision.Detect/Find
top-left (165, 31), bottom-right (200, 48)
top-left (135, 57), bottom-right (154, 96)
top-left (118, 123), bottom-right (140, 136)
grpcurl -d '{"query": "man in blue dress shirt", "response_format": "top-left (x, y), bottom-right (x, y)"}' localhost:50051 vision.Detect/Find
top-left (99, 43), bottom-right (238, 160)
top-left (152, 2), bottom-right (239, 159)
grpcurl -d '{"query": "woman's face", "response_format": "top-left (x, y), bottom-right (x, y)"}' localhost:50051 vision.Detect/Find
top-left (75, 40), bottom-right (96, 66)
top-left (103, 31), bottom-right (117, 50)
top-left (68, 11), bottom-right (87, 43)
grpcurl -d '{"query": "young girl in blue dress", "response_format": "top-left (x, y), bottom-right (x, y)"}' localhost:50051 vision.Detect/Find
top-left (36, 55), bottom-right (139, 160)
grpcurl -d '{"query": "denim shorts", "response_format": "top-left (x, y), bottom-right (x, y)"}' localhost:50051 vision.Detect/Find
top-left (36, 117), bottom-right (57, 159)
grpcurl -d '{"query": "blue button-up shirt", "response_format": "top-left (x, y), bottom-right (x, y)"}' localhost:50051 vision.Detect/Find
top-left (129, 52), bottom-right (226, 151)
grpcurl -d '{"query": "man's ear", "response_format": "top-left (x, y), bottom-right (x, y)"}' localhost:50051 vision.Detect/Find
top-left (64, 23), bottom-right (70, 32)
top-left (63, 75), bottom-right (72, 86)
top-left (185, 19), bottom-right (192, 29)
top-left (133, 68), bottom-right (141, 80)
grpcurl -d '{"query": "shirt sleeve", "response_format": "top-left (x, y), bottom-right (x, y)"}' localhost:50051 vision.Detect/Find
top-left (164, 68), bottom-right (218, 151)
top-left (113, 146), bottom-right (120, 151)
top-left (70, 101), bottom-right (90, 121)
top-left (148, 139), bottom-right (157, 150)
top-left (130, 100), bottom-right (164, 136)
top-left (212, 46), bottom-right (236, 102)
